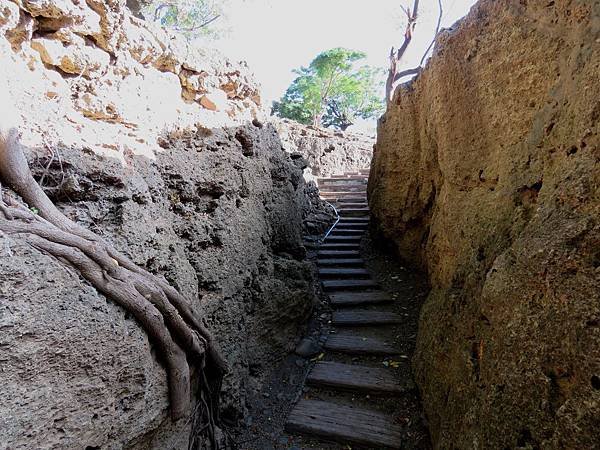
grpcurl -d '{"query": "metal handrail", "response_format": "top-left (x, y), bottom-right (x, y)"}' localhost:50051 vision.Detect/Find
top-left (319, 199), bottom-right (340, 243)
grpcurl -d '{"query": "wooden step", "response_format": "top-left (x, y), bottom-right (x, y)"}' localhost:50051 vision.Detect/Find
top-left (324, 333), bottom-right (399, 355)
top-left (338, 216), bottom-right (369, 223)
top-left (319, 243), bottom-right (360, 251)
top-left (324, 235), bottom-right (362, 243)
top-left (318, 250), bottom-right (361, 258)
top-left (285, 400), bottom-right (402, 449)
top-left (317, 258), bottom-right (365, 267)
top-left (322, 279), bottom-right (378, 291)
top-left (331, 223), bottom-right (368, 231)
top-left (307, 361), bottom-right (405, 395)
top-left (334, 222), bottom-right (369, 231)
top-left (328, 229), bottom-right (365, 236)
top-left (338, 208), bottom-right (370, 217)
top-left (286, 400), bottom-right (402, 449)
top-left (320, 184), bottom-right (367, 192)
top-left (332, 310), bottom-right (402, 326)
top-left (335, 197), bottom-right (368, 203)
top-left (332, 197), bottom-right (367, 202)
top-left (318, 268), bottom-right (370, 279)
top-left (319, 177), bottom-right (368, 184)
top-left (328, 291), bottom-right (391, 306)
top-left (321, 192), bottom-right (368, 200)
top-left (332, 202), bottom-right (368, 209)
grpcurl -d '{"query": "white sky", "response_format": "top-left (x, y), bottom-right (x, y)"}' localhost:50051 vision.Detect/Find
top-left (209, 0), bottom-right (479, 129)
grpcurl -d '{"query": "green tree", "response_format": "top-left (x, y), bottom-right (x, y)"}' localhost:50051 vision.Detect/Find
top-left (134, 0), bottom-right (225, 39)
top-left (272, 48), bottom-right (385, 130)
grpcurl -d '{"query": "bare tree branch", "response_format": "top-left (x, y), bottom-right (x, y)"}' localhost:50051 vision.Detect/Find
top-left (386, 0), bottom-right (420, 102)
top-left (386, 0), bottom-right (445, 102)
top-left (419, 0), bottom-right (443, 67)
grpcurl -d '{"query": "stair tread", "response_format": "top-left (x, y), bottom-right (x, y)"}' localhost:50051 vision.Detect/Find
top-left (332, 310), bottom-right (402, 326)
top-left (320, 243), bottom-right (360, 250)
top-left (307, 361), bottom-right (406, 394)
top-left (338, 217), bottom-right (369, 222)
top-left (318, 250), bottom-right (361, 258)
top-left (318, 268), bottom-right (370, 278)
top-left (317, 258), bottom-right (365, 267)
top-left (325, 332), bottom-right (399, 355)
top-left (334, 197), bottom-right (368, 203)
top-left (322, 279), bottom-right (378, 291)
top-left (329, 291), bottom-right (391, 306)
top-left (324, 235), bottom-right (362, 242)
top-left (286, 399), bottom-right (402, 449)
top-left (329, 229), bottom-right (365, 236)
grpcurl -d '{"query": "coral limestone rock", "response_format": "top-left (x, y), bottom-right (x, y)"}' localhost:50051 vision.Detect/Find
top-left (369, 0), bottom-right (600, 448)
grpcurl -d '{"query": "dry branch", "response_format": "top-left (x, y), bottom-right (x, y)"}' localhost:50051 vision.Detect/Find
top-left (386, 0), bottom-right (444, 102)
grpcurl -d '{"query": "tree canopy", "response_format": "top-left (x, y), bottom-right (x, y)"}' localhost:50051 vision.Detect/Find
top-left (135, 0), bottom-right (225, 39)
top-left (272, 48), bottom-right (385, 131)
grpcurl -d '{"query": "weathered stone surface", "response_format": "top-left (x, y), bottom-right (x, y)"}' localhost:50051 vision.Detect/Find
top-left (200, 90), bottom-right (229, 112)
top-left (0, 1), bottom-right (321, 449)
top-left (31, 35), bottom-right (110, 77)
top-left (369, 1), bottom-right (600, 448)
top-left (273, 118), bottom-right (374, 177)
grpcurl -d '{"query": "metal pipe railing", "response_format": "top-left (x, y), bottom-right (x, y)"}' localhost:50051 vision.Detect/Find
top-left (319, 199), bottom-right (340, 243)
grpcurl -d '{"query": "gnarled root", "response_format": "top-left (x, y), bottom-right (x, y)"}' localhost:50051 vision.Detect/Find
top-left (0, 128), bottom-right (227, 434)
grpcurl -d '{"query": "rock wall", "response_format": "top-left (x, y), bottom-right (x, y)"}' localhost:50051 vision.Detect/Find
top-left (369, 0), bottom-right (600, 448)
top-left (274, 118), bottom-right (374, 177)
top-left (0, 1), bottom-right (316, 448)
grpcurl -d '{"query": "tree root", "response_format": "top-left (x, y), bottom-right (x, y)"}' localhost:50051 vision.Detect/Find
top-left (0, 127), bottom-right (227, 437)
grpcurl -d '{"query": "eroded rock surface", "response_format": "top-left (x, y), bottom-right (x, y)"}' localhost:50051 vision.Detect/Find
top-left (0, 1), bottom-right (317, 448)
top-left (274, 118), bottom-right (374, 177)
top-left (369, 0), bottom-right (600, 448)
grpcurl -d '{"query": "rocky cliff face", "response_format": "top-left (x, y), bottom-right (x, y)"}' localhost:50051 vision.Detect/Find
top-left (0, 1), bottom-right (317, 448)
top-left (369, 0), bottom-right (600, 448)
top-left (274, 118), bottom-right (374, 177)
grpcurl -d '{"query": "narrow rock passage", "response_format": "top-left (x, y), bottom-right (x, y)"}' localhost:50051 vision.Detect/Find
top-left (284, 170), bottom-right (423, 449)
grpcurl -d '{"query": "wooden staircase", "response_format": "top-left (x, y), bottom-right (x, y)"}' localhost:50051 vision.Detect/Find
top-left (286, 168), bottom-right (406, 449)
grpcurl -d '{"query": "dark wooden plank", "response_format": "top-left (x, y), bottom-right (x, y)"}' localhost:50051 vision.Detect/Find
top-left (285, 400), bottom-right (402, 449)
top-left (320, 184), bottom-right (367, 192)
top-left (328, 229), bottom-right (365, 236)
top-left (322, 279), bottom-right (378, 291)
top-left (324, 332), bottom-right (398, 355)
top-left (331, 224), bottom-right (368, 231)
top-left (329, 291), bottom-right (391, 306)
top-left (338, 208), bottom-right (370, 217)
top-left (318, 268), bottom-right (370, 279)
top-left (332, 310), bottom-right (402, 326)
top-left (307, 361), bottom-right (405, 394)
top-left (335, 197), bottom-right (368, 203)
top-left (332, 202), bottom-right (368, 209)
top-left (319, 177), bottom-right (368, 184)
top-left (317, 258), bottom-right (365, 267)
top-left (318, 250), bottom-right (361, 258)
top-left (337, 216), bottom-right (369, 222)
top-left (321, 192), bottom-right (369, 200)
top-left (319, 243), bottom-right (360, 250)
top-left (324, 235), bottom-right (362, 243)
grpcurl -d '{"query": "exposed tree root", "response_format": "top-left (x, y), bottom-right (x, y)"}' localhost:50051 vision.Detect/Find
top-left (0, 126), bottom-right (227, 440)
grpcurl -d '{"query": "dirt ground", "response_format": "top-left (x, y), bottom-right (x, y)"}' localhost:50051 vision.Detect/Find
top-left (230, 229), bottom-right (431, 450)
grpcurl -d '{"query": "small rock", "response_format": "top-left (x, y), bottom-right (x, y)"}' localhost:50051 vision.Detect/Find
top-left (295, 338), bottom-right (320, 358)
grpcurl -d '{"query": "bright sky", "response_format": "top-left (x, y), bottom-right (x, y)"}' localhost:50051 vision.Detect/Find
top-left (209, 0), bottom-right (479, 130)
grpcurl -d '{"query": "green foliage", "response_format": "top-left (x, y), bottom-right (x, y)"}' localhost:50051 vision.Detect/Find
top-left (141, 0), bottom-right (224, 39)
top-left (272, 48), bottom-right (385, 130)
